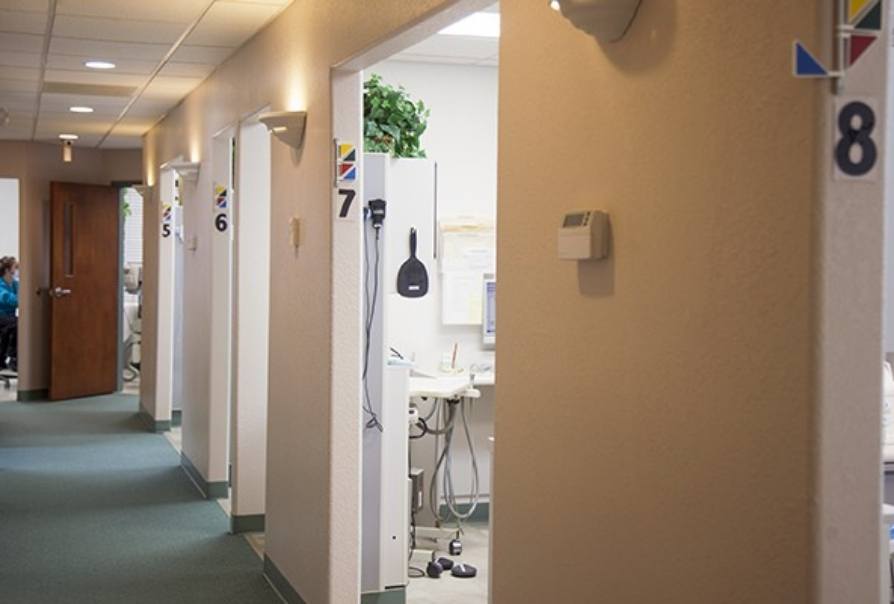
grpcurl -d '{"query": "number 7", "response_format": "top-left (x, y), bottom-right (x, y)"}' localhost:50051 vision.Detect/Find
top-left (338, 189), bottom-right (356, 218)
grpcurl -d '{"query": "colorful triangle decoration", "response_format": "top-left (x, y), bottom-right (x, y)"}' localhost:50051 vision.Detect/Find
top-left (855, 1), bottom-right (882, 30)
top-left (794, 42), bottom-right (828, 77)
top-left (849, 34), bottom-right (877, 66)
top-left (849, 0), bottom-right (874, 21)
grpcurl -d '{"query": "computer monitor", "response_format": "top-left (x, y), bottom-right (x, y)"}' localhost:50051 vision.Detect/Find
top-left (482, 274), bottom-right (496, 348)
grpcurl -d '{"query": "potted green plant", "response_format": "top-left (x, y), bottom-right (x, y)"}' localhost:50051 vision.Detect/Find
top-left (364, 74), bottom-right (430, 158)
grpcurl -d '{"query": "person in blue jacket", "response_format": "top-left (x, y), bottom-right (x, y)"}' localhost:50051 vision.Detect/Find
top-left (0, 256), bottom-right (19, 371)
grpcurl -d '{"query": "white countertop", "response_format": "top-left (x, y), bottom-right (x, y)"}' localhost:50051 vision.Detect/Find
top-left (409, 375), bottom-right (477, 399)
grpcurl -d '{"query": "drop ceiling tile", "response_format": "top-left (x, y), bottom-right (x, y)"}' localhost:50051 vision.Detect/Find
top-left (0, 126), bottom-right (32, 140)
top-left (0, 1), bottom-right (46, 11)
top-left (100, 135), bottom-right (142, 149)
top-left (54, 14), bottom-right (185, 45)
top-left (36, 114), bottom-right (113, 137)
top-left (125, 96), bottom-right (175, 119)
top-left (0, 50), bottom-right (41, 68)
top-left (57, 0), bottom-right (209, 23)
top-left (0, 32), bottom-right (43, 53)
top-left (170, 44), bottom-right (233, 64)
top-left (111, 116), bottom-right (157, 136)
top-left (38, 110), bottom-right (116, 130)
top-left (0, 91), bottom-right (37, 111)
top-left (158, 61), bottom-right (215, 79)
top-left (49, 36), bottom-right (170, 61)
top-left (0, 77), bottom-right (38, 92)
top-left (45, 68), bottom-right (146, 87)
top-left (0, 8), bottom-right (48, 34)
top-left (4, 109), bottom-right (34, 124)
top-left (40, 92), bottom-right (127, 111)
top-left (0, 66), bottom-right (39, 82)
top-left (184, 1), bottom-right (282, 47)
top-left (142, 75), bottom-right (203, 99)
top-left (39, 99), bottom-right (126, 118)
top-left (47, 54), bottom-right (157, 76)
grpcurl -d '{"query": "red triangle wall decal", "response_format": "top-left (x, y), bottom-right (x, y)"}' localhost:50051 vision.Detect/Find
top-left (850, 34), bottom-right (877, 66)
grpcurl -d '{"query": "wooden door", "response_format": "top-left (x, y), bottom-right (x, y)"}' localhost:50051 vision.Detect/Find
top-left (49, 182), bottom-right (119, 400)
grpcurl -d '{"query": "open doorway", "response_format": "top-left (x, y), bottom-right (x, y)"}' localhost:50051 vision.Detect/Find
top-left (332, 3), bottom-right (499, 602)
top-left (154, 162), bottom-right (191, 440)
top-left (121, 185), bottom-right (145, 397)
top-left (0, 177), bottom-right (19, 400)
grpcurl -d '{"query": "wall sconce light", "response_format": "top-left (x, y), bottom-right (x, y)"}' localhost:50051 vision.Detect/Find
top-left (550, 0), bottom-right (642, 43)
top-left (62, 140), bottom-right (73, 163)
top-left (160, 159), bottom-right (201, 182)
top-left (259, 111), bottom-right (307, 149)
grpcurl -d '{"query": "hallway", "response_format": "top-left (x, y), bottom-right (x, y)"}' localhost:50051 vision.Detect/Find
top-left (0, 394), bottom-right (280, 604)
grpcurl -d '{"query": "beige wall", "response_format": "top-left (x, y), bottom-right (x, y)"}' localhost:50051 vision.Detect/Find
top-left (491, 1), bottom-right (879, 603)
top-left (140, 1), bottom-right (456, 602)
top-left (0, 141), bottom-right (141, 392)
top-left (139, 0), bottom-right (884, 601)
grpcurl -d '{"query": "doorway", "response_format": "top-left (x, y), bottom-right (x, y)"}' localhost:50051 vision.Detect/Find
top-left (0, 177), bottom-right (19, 399)
top-left (332, 3), bottom-right (499, 602)
top-left (121, 185), bottom-right (145, 397)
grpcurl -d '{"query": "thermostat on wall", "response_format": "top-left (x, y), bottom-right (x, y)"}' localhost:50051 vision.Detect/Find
top-left (558, 210), bottom-right (609, 261)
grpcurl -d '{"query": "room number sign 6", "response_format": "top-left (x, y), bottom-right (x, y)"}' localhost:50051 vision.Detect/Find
top-left (835, 99), bottom-right (878, 179)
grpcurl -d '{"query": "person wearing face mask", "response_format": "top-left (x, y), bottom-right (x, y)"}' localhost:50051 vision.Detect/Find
top-left (0, 256), bottom-right (19, 371)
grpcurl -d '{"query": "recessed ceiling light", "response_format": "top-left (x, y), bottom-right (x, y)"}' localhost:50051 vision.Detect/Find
top-left (549, 0), bottom-right (561, 10)
top-left (58, 133), bottom-right (79, 140)
top-left (440, 12), bottom-right (500, 37)
top-left (69, 106), bottom-right (94, 113)
top-left (85, 60), bottom-right (116, 70)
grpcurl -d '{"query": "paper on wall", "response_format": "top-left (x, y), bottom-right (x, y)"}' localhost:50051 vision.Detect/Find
top-left (439, 219), bottom-right (495, 274)
top-left (439, 217), bottom-right (495, 325)
top-left (442, 272), bottom-right (484, 325)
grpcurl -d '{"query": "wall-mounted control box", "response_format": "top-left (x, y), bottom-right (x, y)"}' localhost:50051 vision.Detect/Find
top-left (558, 210), bottom-right (609, 260)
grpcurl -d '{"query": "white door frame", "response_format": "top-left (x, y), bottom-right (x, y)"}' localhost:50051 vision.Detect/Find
top-left (229, 107), bottom-right (273, 531)
top-left (329, 1), bottom-right (495, 600)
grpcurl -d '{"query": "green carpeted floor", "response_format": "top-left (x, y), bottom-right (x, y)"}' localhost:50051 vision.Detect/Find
top-left (0, 394), bottom-right (281, 604)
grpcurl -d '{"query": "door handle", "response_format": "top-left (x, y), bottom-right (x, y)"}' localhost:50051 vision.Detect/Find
top-left (50, 286), bottom-right (72, 299)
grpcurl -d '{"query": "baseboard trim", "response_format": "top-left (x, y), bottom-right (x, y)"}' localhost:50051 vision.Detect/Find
top-left (264, 555), bottom-right (307, 604)
top-left (137, 405), bottom-right (171, 433)
top-left (439, 501), bottom-right (490, 522)
top-left (172, 409), bottom-right (182, 427)
top-left (231, 514), bottom-right (265, 534)
top-left (180, 452), bottom-right (228, 499)
top-left (17, 389), bottom-right (48, 402)
top-left (361, 588), bottom-right (406, 604)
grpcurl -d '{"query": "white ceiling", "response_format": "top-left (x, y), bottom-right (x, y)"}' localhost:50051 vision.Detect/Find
top-left (0, 0), bottom-right (292, 149)
top-left (390, 3), bottom-right (499, 67)
top-left (390, 35), bottom-right (499, 67)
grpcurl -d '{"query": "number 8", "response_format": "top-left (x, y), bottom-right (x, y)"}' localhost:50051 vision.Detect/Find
top-left (835, 101), bottom-right (877, 177)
